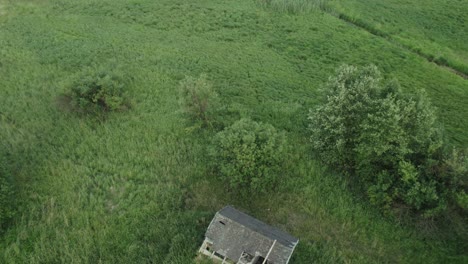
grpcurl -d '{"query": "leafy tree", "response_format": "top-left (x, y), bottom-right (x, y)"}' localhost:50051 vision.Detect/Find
top-left (308, 65), bottom-right (464, 216)
top-left (210, 118), bottom-right (287, 194)
top-left (309, 65), bottom-right (387, 172)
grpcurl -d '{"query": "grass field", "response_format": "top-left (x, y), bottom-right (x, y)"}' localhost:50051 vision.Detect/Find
top-left (326, 0), bottom-right (468, 76)
top-left (0, 0), bottom-right (467, 263)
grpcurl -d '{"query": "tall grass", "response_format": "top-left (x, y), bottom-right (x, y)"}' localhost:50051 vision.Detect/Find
top-left (0, 0), bottom-right (467, 263)
top-left (257, 0), bottom-right (327, 13)
top-left (325, 0), bottom-right (468, 76)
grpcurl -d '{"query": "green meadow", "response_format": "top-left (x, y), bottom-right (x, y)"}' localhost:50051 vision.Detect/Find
top-left (0, 0), bottom-right (467, 263)
top-left (326, 0), bottom-right (468, 76)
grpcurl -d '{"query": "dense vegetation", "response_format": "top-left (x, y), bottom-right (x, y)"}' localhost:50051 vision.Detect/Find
top-left (326, 0), bottom-right (468, 76)
top-left (210, 118), bottom-right (287, 194)
top-left (1, 0), bottom-right (467, 263)
top-left (309, 65), bottom-right (467, 217)
top-left (178, 74), bottom-right (218, 127)
top-left (66, 67), bottom-right (131, 114)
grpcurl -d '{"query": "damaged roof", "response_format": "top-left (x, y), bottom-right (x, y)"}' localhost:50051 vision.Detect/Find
top-left (205, 205), bottom-right (298, 264)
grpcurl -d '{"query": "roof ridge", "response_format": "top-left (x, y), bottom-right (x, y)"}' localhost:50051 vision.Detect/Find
top-left (218, 205), bottom-right (299, 247)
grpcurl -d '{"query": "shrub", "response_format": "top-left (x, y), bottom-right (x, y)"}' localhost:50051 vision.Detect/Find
top-left (68, 68), bottom-right (129, 114)
top-left (439, 149), bottom-right (468, 211)
top-left (210, 118), bottom-right (287, 194)
top-left (179, 74), bottom-right (218, 127)
top-left (308, 65), bottom-right (463, 216)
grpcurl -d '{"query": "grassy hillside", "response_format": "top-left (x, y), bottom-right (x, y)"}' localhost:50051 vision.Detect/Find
top-left (327, 0), bottom-right (468, 75)
top-left (1, 0), bottom-right (467, 263)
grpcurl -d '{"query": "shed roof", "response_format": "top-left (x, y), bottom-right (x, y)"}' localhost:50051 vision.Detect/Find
top-left (205, 205), bottom-right (298, 263)
top-left (218, 206), bottom-right (298, 248)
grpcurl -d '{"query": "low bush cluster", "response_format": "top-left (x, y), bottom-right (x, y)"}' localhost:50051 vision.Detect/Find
top-left (210, 118), bottom-right (287, 195)
top-left (178, 74), bottom-right (218, 127)
top-left (179, 75), bottom-right (287, 195)
top-left (308, 65), bottom-right (467, 217)
top-left (177, 68), bottom-right (467, 216)
top-left (68, 68), bottom-right (130, 114)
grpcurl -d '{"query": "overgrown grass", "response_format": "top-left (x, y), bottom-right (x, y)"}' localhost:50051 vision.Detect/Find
top-left (257, 0), bottom-right (327, 13)
top-left (0, 0), bottom-right (467, 263)
top-left (326, 0), bottom-right (468, 76)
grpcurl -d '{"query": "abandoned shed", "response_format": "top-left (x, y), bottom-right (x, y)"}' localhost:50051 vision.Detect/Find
top-left (199, 206), bottom-right (299, 264)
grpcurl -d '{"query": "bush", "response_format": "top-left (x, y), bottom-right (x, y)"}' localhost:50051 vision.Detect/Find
top-left (308, 65), bottom-right (464, 216)
top-left (210, 118), bottom-right (287, 194)
top-left (179, 74), bottom-right (218, 127)
top-left (439, 149), bottom-right (468, 211)
top-left (68, 68), bottom-right (130, 113)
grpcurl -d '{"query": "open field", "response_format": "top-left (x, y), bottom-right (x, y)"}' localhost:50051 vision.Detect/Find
top-left (1, 0), bottom-right (467, 263)
top-left (326, 0), bottom-right (468, 76)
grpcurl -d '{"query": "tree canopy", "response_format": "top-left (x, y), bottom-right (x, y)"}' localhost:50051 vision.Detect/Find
top-left (309, 65), bottom-right (466, 216)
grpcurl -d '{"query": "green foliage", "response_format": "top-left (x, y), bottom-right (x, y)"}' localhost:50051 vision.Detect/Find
top-left (309, 65), bottom-right (384, 171)
top-left (455, 191), bottom-right (468, 210)
top-left (440, 149), bottom-right (468, 211)
top-left (308, 65), bottom-right (460, 216)
top-left (179, 74), bottom-right (218, 127)
top-left (210, 118), bottom-right (287, 194)
top-left (398, 161), bottom-right (442, 213)
top-left (68, 68), bottom-right (130, 114)
top-left (326, 0), bottom-right (468, 75)
top-left (1, 0), bottom-right (468, 263)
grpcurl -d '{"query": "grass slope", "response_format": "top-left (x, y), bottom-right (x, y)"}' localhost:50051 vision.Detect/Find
top-left (327, 0), bottom-right (468, 75)
top-left (0, 0), bottom-right (467, 263)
